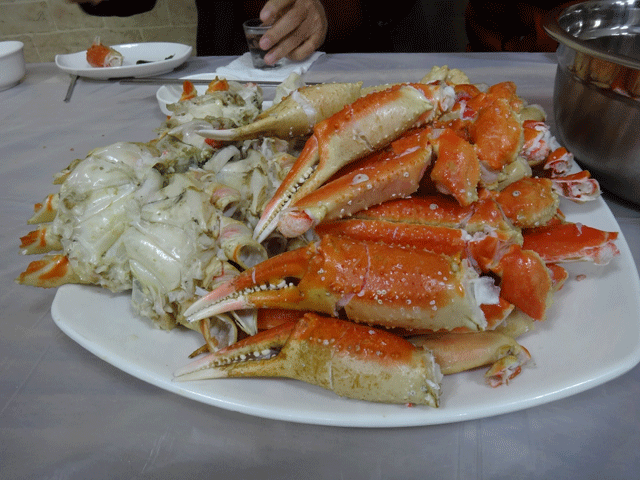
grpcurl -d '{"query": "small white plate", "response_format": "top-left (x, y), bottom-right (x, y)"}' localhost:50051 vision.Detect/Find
top-left (51, 196), bottom-right (640, 427)
top-left (156, 73), bottom-right (273, 116)
top-left (55, 42), bottom-right (192, 79)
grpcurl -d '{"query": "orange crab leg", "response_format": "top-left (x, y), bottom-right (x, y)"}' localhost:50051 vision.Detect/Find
top-left (276, 128), bottom-right (433, 238)
top-left (468, 84), bottom-right (524, 172)
top-left (179, 80), bottom-right (197, 101)
top-left (86, 38), bottom-right (123, 68)
top-left (175, 313), bottom-right (443, 406)
top-left (488, 245), bottom-right (553, 321)
top-left (541, 147), bottom-right (572, 177)
top-left (317, 214), bottom-right (551, 321)
top-left (196, 82), bottom-right (363, 141)
top-left (409, 330), bottom-right (531, 385)
top-left (254, 84), bottom-right (453, 242)
top-left (429, 127), bottom-right (481, 206)
top-left (521, 120), bottom-right (552, 167)
top-left (551, 170), bottom-right (601, 203)
top-left (493, 177), bottom-right (560, 229)
top-left (522, 222), bottom-right (620, 265)
top-left (185, 234), bottom-right (497, 332)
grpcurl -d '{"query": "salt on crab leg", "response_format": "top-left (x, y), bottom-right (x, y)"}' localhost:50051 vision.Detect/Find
top-left (175, 313), bottom-right (443, 407)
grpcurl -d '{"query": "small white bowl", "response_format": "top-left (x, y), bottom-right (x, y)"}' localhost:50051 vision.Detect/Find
top-left (0, 41), bottom-right (26, 91)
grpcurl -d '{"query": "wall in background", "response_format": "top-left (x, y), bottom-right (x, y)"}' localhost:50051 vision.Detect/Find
top-left (0, 0), bottom-right (468, 64)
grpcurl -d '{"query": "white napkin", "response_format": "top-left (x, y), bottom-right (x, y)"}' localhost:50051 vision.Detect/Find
top-left (215, 51), bottom-right (324, 82)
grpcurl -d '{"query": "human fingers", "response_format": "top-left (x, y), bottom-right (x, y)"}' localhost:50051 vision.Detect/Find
top-left (259, 0), bottom-right (308, 51)
top-left (260, 0), bottom-right (296, 26)
top-left (259, 0), bottom-right (327, 64)
top-left (263, 14), bottom-right (325, 64)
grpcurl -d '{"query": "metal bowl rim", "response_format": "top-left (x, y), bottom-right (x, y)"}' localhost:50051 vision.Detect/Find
top-left (543, 1), bottom-right (640, 71)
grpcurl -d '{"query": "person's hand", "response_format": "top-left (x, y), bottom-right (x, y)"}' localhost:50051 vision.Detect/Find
top-left (259, 0), bottom-right (328, 65)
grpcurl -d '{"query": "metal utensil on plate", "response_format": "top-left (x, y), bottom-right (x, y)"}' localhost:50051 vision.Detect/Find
top-left (63, 74), bottom-right (78, 102)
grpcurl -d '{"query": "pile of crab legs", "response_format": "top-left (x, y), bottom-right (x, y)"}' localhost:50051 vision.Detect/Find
top-left (173, 70), bottom-right (620, 407)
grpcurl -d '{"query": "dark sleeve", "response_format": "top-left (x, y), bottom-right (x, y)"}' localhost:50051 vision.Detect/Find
top-left (78, 0), bottom-right (157, 17)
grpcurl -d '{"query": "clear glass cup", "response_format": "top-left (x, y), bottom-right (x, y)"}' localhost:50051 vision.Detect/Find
top-left (242, 18), bottom-right (280, 69)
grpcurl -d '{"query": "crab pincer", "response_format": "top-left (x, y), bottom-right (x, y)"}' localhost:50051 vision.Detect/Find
top-left (184, 234), bottom-right (498, 332)
top-left (175, 313), bottom-right (443, 406)
top-left (254, 83), bottom-right (456, 243)
top-left (276, 128), bottom-right (434, 238)
top-left (195, 83), bottom-right (363, 141)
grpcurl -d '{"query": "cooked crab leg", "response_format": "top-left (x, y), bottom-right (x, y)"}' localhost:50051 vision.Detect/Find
top-left (522, 222), bottom-right (620, 265)
top-left (254, 83), bottom-right (455, 242)
top-left (315, 211), bottom-right (553, 321)
top-left (195, 82), bottom-right (363, 141)
top-left (541, 147), bottom-right (572, 177)
top-left (276, 128), bottom-right (433, 238)
top-left (428, 127), bottom-right (481, 206)
top-left (493, 177), bottom-right (560, 229)
top-left (467, 82), bottom-right (524, 173)
top-left (184, 234), bottom-right (498, 332)
top-left (20, 225), bottom-right (62, 255)
top-left (28, 194), bottom-right (58, 224)
top-left (551, 171), bottom-right (601, 203)
top-left (16, 254), bottom-right (86, 288)
top-left (86, 37), bottom-right (123, 68)
top-left (409, 331), bottom-right (531, 386)
top-left (175, 313), bottom-right (442, 406)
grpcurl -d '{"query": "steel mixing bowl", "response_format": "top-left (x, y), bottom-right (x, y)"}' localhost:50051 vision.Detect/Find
top-left (543, 0), bottom-right (640, 205)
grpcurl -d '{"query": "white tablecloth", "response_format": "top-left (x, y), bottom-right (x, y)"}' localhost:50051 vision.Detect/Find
top-left (2, 53), bottom-right (639, 479)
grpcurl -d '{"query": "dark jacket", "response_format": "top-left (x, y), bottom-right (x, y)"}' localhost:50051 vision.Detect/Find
top-left (465, 1), bottom-right (581, 52)
top-left (80, 0), bottom-right (417, 56)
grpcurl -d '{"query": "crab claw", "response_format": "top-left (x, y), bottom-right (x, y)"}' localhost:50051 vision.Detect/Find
top-left (254, 83), bottom-right (455, 243)
top-left (195, 83), bottom-right (363, 141)
top-left (277, 128), bottom-right (433, 238)
top-left (184, 234), bottom-right (498, 332)
top-left (175, 313), bottom-right (442, 406)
